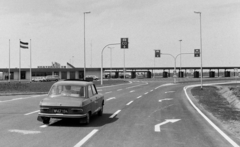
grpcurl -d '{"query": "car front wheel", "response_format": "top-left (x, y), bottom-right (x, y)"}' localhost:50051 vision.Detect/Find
top-left (85, 112), bottom-right (90, 125)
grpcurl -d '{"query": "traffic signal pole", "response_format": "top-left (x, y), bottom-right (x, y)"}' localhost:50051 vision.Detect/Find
top-left (101, 43), bottom-right (120, 85)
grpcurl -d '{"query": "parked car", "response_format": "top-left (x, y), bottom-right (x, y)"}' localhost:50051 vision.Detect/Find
top-left (32, 76), bottom-right (46, 82)
top-left (46, 75), bottom-right (60, 82)
top-left (37, 80), bottom-right (104, 125)
top-left (86, 75), bottom-right (99, 80)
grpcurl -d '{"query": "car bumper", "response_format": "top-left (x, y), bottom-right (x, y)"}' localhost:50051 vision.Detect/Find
top-left (38, 113), bottom-right (87, 118)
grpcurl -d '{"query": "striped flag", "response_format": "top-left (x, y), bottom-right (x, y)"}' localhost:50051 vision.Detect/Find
top-left (20, 41), bottom-right (28, 49)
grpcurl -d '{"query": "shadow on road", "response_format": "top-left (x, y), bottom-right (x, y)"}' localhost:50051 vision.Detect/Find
top-left (48, 113), bottom-right (118, 127)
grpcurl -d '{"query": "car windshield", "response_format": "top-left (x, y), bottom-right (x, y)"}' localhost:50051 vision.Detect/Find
top-left (49, 84), bottom-right (85, 98)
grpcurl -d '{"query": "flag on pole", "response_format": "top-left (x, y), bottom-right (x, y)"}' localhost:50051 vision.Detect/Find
top-left (20, 41), bottom-right (28, 49)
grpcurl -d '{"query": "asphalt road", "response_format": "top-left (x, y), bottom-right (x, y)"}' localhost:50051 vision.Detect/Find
top-left (0, 80), bottom-right (239, 147)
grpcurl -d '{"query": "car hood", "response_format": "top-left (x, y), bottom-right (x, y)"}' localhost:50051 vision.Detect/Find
top-left (40, 96), bottom-right (85, 107)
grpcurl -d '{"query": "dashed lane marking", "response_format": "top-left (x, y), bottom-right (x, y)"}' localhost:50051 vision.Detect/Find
top-left (144, 92), bottom-right (148, 95)
top-left (109, 110), bottom-right (121, 118)
top-left (117, 89), bottom-right (122, 91)
top-left (105, 91), bottom-right (112, 94)
top-left (136, 96), bottom-right (142, 99)
top-left (165, 91), bottom-right (175, 93)
top-left (106, 97), bottom-right (116, 101)
top-left (73, 129), bottom-right (99, 147)
top-left (130, 90), bottom-right (135, 93)
top-left (126, 101), bottom-right (133, 105)
top-left (126, 83), bottom-right (148, 89)
top-left (25, 110), bottom-right (40, 115)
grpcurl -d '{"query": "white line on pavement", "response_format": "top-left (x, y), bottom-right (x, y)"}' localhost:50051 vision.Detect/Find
top-left (136, 96), bottom-right (142, 99)
top-left (25, 110), bottom-right (40, 115)
top-left (105, 91), bottom-right (112, 94)
top-left (126, 83), bottom-right (147, 89)
top-left (184, 83), bottom-right (240, 147)
top-left (40, 120), bottom-right (60, 128)
top-left (73, 129), bottom-right (98, 147)
top-left (165, 91), bottom-right (175, 93)
top-left (150, 90), bottom-right (153, 92)
top-left (117, 89), bottom-right (122, 91)
top-left (106, 97), bottom-right (116, 101)
top-left (109, 110), bottom-right (121, 118)
top-left (144, 92), bottom-right (148, 95)
top-left (130, 90), bottom-right (135, 93)
top-left (126, 101), bottom-right (133, 105)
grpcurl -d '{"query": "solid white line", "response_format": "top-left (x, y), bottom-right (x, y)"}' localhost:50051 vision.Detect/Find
top-left (184, 83), bottom-right (240, 147)
top-left (117, 89), bottom-right (122, 91)
top-left (144, 92), bottom-right (148, 95)
top-left (25, 110), bottom-right (40, 115)
top-left (106, 97), bottom-right (116, 101)
top-left (126, 101), bottom-right (133, 105)
top-left (109, 110), bottom-right (121, 118)
top-left (136, 96), bottom-right (142, 99)
top-left (73, 129), bottom-right (98, 147)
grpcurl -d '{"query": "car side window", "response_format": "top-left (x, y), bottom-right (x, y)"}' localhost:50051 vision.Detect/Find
top-left (88, 85), bottom-right (93, 98)
top-left (91, 85), bottom-right (97, 95)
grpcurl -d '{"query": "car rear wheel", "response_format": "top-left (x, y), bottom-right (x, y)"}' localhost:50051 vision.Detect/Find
top-left (42, 117), bottom-right (50, 124)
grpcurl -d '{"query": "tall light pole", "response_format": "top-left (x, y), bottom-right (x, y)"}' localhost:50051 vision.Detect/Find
top-left (83, 11), bottom-right (91, 80)
top-left (179, 40), bottom-right (182, 72)
top-left (109, 47), bottom-right (114, 79)
top-left (194, 11), bottom-right (203, 89)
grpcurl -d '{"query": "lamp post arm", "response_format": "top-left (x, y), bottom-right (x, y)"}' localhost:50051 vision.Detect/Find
top-left (101, 43), bottom-right (120, 85)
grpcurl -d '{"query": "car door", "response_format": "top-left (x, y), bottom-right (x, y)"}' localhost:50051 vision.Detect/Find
top-left (92, 84), bottom-right (102, 110)
top-left (88, 85), bottom-right (97, 113)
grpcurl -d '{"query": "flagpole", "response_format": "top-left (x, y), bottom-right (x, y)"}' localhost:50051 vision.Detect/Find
top-left (30, 39), bottom-right (32, 83)
top-left (8, 39), bottom-right (10, 82)
top-left (19, 39), bottom-right (21, 82)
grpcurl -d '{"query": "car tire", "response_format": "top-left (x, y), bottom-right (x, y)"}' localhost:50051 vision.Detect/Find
top-left (98, 105), bottom-right (103, 116)
top-left (42, 117), bottom-right (50, 124)
top-left (85, 112), bottom-right (90, 125)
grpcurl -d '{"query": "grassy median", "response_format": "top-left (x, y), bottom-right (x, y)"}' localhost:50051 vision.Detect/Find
top-left (0, 79), bottom-right (128, 94)
top-left (191, 86), bottom-right (240, 121)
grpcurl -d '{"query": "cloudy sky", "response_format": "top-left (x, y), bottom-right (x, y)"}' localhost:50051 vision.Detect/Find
top-left (0, 0), bottom-right (239, 69)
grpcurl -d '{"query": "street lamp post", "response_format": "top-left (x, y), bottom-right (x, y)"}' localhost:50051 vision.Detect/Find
top-left (83, 11), bottom-right (91, 80)
top-left (179, 40), bottom-right (182, 72)
top-left (109, 47), bottom-right (114, 79)
top-left (194, 11), bottom-right (203, 89)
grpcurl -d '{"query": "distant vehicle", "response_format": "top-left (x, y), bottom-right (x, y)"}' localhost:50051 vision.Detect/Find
top-left (46, 75), bottom-right (60, 82)
top-left (37, 80), bottom-right (104, 125)
top-left (86, 75), bottom-right (99, 80)
top-left (32, 76), bottom-right (46, 82)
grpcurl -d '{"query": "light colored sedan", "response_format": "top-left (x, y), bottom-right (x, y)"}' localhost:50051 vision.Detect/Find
top-left (37, 80), bottom-right (104, 125)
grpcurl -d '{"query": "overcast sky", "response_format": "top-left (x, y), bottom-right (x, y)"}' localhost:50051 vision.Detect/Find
top-left (0, 0), bottom-right (239, 69)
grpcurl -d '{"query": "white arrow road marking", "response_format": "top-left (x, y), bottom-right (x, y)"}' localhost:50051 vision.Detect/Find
top-left (25, 110), bottom-right (40, 115)
top-left (165, 91), bottom-right (175, 93)
top-left (106, 97), bottom-right (116, 101)
top-left (74, 129), bottom-right (98, 147)
top-left (9, 129), bottom-right (41, 135)
top-left (109, 110), bottom-right (121, 118)
top-left (130, 90), bottom-right (135, 93)
top-left (159, 98), bottom-right (173, 102)
top-left (126, 101), bottom-right (133, 105)
top-left (155, 119), bottom-right (181, 132)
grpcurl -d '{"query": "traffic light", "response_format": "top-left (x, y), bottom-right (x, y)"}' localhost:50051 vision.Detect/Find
top-left (155, 50), bottom-right (161, 58)
top-left (121, 38), bottom-right (128, 49)
top-left (194, 49), bottom-right (200, 57)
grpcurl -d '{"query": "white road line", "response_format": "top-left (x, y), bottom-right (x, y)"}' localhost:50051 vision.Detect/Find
top-left (106, 97), bottom-right (116, 101)
top-left (126, 83), bottom-right (147, 89)
top-left (165, 91), bottom-right (175, 93)
top-left (144, 92), bottom-right (148, 95)
top-left (150, 90), bottom-right (153, 92)
top-left (126, 101), bottom-right (133, 105)
top-left (117, 89), bottom-right (122, 91)
top-left (25, 110), bottom-right (40, 115)
top-left (136, 96), bottom-right (142, 99)
top-left (74, 129), bottom-right (98, 147)
top-left (109, 110), bottom-right (121, 118)
top-left (130, 90), bottom-right (135, 93)
top-left (40, 120), bottom-right (60, 128)
top-left (12, 98), bottom-right (23, 100)
top-left (105, 91), bottom-right (112, 94)
top-left (184, 83), bottom-right (240, 147)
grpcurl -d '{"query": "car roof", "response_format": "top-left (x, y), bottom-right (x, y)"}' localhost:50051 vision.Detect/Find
top-left (54, 80), bottom-right (93, 86)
